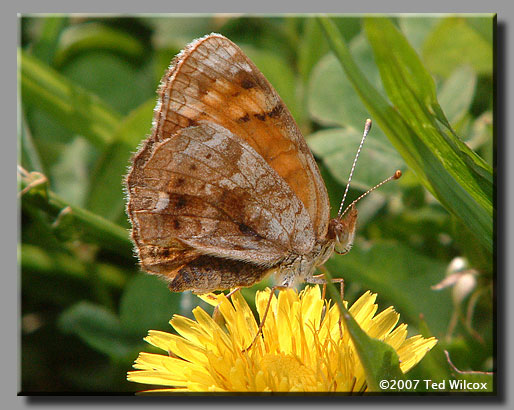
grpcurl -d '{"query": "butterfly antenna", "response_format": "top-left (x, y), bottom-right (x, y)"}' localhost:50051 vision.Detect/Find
top-left (337, 119), bottom-right (372, 217)
top-left (340, 170), bottom-right (402, 217)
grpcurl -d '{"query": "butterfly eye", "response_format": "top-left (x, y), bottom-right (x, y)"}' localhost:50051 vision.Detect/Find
top-left (333, 221), bottom-right (356, 255)
top-left (328, 209), bottom-right (357, 255)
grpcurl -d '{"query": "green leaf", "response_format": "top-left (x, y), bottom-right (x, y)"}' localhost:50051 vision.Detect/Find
top-left (20, 114), bottom-right (46, 174)
top-left (323, 270), bottom-right (404, 392)
top-left (343, 306), bottom-right (405, 391)
top-left (21, 244), bottom-right (127, 288)
top-left (54, 22), bottom-right (145, 66)
top-left (317, 161), bottom-right (345, 219)
top-left (61, 51), bottom-right (154, 115)
top-left (438, 65), bottom-right (477, 125)
top-left (317, 16), bottom-right (493, 252)
top-left (308, 53), bottom-right (368, 129)
top-left (19, 49), bottom-right (121, 148)
top-left (397, 16), bottom-right (440, 52)
top-left (119, 274), bottom-right (182, 338)
top-left (86, 99), bottom-right (155, 222)
top-left (20, 172), bottom-right (132, 255)
top-left (331, 17), bottom-right (362, 43)
top-left (59, 301), bottom-right (136, 359)
top-left (465, 111), bottom-right (493, 159)
top-left (364, 17), bottom-right (492, 249)
top-left (30, 16), bottom-right (68, 65)
top-left (422, 17), bottom-right (493, 78)
top-left (50, 136), bottom-right (93, 208)
top-left (298, 18), bottom-right (329, 84)
top-left (143, 16), bottom-right (214, 48)
top-left (466, 16), bottom-right (494, 44)
top-left (221, 17), bottom-right (296, 61)
top-left (307, 34), bottom-right (385, 131)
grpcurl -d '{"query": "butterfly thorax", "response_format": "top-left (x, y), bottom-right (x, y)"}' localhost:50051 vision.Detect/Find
top-left (275, 243), bottom-right (333, 287)
top-left (275, 206), bottom-right (357, 287)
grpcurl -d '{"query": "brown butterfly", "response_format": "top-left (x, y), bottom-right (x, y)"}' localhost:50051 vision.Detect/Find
top-left (126, 33), bottom-right (400, 298)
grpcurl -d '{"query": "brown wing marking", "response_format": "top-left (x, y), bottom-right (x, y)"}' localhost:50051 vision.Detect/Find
top-left (130, 122), bottom-right (315, 267)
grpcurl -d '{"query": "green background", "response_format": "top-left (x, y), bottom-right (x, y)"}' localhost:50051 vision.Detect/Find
top-left (19, 14), bottom-right (494, 393)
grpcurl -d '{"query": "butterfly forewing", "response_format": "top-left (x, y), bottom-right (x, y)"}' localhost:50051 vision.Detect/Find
top-left (150, 34), bottom-right (328, 236)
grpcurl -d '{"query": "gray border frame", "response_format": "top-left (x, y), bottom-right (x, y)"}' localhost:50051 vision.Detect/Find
top-left (10, 0), bottom-right (510, 408)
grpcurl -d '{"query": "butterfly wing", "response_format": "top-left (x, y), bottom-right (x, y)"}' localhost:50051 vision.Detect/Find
top-left (129, 122), bottom-right (315, 274)
top-left (129, 33), bottom-right (329, 240)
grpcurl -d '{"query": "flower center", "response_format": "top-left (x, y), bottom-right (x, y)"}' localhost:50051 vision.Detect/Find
top-left (261, 353), bottom-right (314, 384)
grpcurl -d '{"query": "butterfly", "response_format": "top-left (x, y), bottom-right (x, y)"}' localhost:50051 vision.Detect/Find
top-left (126, 33), bottom-right (400, 296)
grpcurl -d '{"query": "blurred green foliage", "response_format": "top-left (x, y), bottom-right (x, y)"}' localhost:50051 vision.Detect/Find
top-left (19, 14), bottom-right (494, 393)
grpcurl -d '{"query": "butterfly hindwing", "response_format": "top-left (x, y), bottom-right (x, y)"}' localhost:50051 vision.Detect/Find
top-left (130, 122), bottom-right (316, 268)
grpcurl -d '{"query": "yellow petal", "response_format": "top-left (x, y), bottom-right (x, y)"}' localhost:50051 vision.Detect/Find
top-left (367, 306), bottom-right (400, 339)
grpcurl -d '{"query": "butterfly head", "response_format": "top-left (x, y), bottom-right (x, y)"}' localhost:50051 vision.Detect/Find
top-left (328, 205), bottom-right (358, 255)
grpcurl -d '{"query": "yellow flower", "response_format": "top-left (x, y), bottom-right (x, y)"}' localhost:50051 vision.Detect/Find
top-left (128, 286), bottom-right (437, 392)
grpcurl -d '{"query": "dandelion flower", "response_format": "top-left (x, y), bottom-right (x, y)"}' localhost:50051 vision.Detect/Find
top-left (128, 286), bottom-right (437, 392)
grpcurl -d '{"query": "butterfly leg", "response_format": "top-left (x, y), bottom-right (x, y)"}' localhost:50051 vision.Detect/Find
top-left (243, 285), bottom-right (287, 352)
top-left (307, 269), bottom-right (345, 337)
top-left (226, 287), bottom-right (242, 300)
top-left (307, 267), bottom-right (345, 302)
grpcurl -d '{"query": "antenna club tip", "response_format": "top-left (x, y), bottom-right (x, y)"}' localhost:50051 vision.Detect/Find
top-left (393, 170), bottom-right (402, 179)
